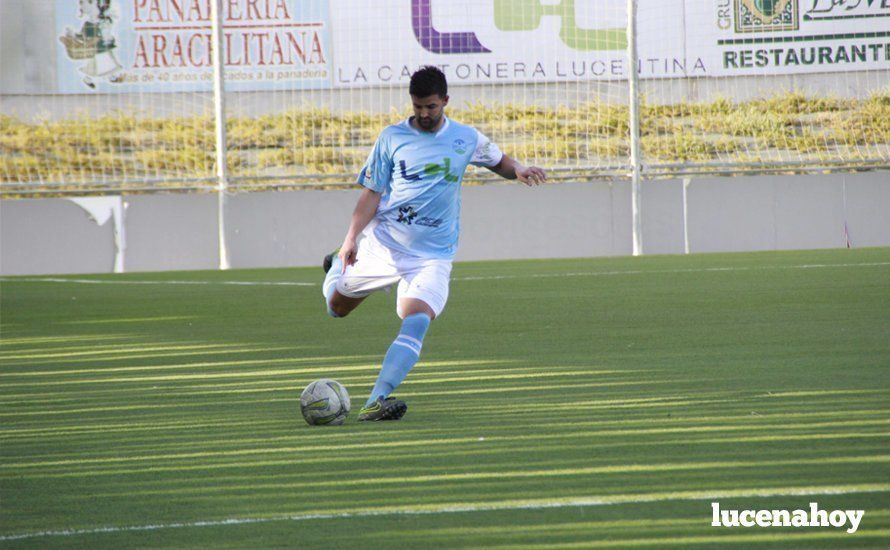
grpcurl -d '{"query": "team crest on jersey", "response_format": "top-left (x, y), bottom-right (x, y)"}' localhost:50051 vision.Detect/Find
top-left (452, 139), bottom-right (467, 154)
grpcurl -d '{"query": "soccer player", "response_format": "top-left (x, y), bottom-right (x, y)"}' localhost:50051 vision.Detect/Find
top-left (322, 66), bottom-right (547, 421)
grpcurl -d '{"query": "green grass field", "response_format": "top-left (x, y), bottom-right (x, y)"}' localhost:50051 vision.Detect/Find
top-left (2, 249), bottom-right (889, 547)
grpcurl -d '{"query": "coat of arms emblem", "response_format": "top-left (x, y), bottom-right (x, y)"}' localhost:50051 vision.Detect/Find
top-left (735, 0), bottom-right (799, 33)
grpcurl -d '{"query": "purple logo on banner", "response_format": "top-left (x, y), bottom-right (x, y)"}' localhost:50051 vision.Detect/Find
top-left (411, 0), bottom-right (490, 54)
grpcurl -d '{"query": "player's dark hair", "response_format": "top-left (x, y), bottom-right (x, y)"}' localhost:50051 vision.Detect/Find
top-left (409, 66), bottom-right (447, 98)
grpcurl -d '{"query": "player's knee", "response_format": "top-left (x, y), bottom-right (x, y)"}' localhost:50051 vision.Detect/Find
top-left (328, 291), bottom-right (360, 318)
top-left (397, 301), bottom-right (435, 321)
top-left (327, 301), bottom-right (350, 318)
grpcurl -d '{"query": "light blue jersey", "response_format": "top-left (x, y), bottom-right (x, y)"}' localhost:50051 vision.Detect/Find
top-left (357, 116), bottom-right (503, 260)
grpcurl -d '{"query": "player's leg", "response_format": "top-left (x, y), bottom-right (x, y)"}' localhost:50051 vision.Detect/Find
top-left (322, 253), bottom-right (366, 317)
top-left (362, 298), bottom-right (433, 402)
top-left (321, 238), bottom-right (399, 318)
top-left (358, 260), bottom-right (451, 421)
top-left (327, 291), bottom-right (366, 318)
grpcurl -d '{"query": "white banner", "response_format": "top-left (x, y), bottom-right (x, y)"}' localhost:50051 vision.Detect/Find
top-left (330, 0), bottom-right (705, 87)
top-left (330, 0), bottom-right (888, 89)
top-left (55, 0), bottom-right (331, 93)
top-left (48, 0), bottom-right (889, 93)
top-left (688, 0), bottom-right (890, 76)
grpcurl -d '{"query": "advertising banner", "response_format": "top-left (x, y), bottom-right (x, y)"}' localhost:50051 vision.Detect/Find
top-left (688, 0), bottom-right (890, 76)
top-left (55, 0), bottom-right (331, 93)
top-left (50, 1), bottom-right (888, 94)
top-left (330, 0), bottom-right (704, 88)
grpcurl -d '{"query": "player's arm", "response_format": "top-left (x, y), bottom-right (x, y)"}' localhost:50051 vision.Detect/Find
top-left (341, 128), bottom-right (392, 271)
top-left (472, 130), bottom-right (544, 185)
top-left (488, 154), bottom-right (547, 185)
top-left (338, 188), bottom-right (381, 271)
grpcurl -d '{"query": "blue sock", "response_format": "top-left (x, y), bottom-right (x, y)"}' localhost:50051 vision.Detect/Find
top-left (322, 255), bottom-right (343, 317)
top-left (366, 313), bottom-right (431, 406)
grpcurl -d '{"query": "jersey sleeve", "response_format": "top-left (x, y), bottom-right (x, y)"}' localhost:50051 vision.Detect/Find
top-left (469, 129), bottom-right (504, 168)
top-left (356, 132), bottom-right (394, 193)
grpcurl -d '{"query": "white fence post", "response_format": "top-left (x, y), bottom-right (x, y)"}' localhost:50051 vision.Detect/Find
top-left (211, 0), bottom-right (230, 270)
top-left (683, 177), bottom-right (691, 254)
top-left (627, 0), bottom-right (643, 256)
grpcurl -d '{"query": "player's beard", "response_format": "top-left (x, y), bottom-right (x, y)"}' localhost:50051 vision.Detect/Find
top-left (417, 114), bottom-right (440, 131)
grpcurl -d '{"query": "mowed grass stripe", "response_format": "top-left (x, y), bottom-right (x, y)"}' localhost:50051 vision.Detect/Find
top-left (0, 384), bottom-right (876, 414)
top-left (0, 343), bottom-right (253, 361)
top-left (2, 485), bottom-right (887, 542)
top-left (421, 391), bottom-right (889, 413)
top-left (3, 400), bottom-right (885, 439)
top-left (0, 366), bottom-right (614, 386)
top-left (393, 510), bottom-right (890, 535)
top-left (7, 427), bottom-right (888, 469)
top-left (13, 439), bottom-right (888, 480)
top-left (1, 379), bottom-right (881, 401)
top-left (0, 356), bottom-right (385, 379)
top-left (0, 366), bottom-right (631, 402)
top-left (5, 433), bottom-right (885, 468)
top-left (0, 390), bottom-right (871, 421)
top-left (5, 419), bottom-right (889, 470)
top-left (0, 387), bottom-right (773, 418)
top-left (0, 340), bottom-right (172, 356)
top-left (2, 392), bottom-right (886, 431)
top-left (5, 259), bottom-right (887, 289)
top-left (3, 444), bottom-right (887, 483)
top-left (2, 408), bottom-right (885, 441)
top-left (488, 531), bottom-right (890, 549)
top-left (126, 483), bottom-right (890, 517)
top-left (0, 379), bottom-right (673, 412)
top-left (0, 334), bottom-right (137, 347)
top-left (0, 357), bottom-right (380, 384)
top-left (8, 425), bottom-right (887, 466)
top-left (0, 377), bottom-right (638, 407)
top-left (0, 360), bottom-right (516, 387)
top-left (71, 451), bottom-right (890, 493)
top-left (60, 316), bottom-right (199, 325)
top-left (7, 434), bottom-right (887, 473)
top-left (7, 420), bottom-right (887, 463)
top-left (84, 455), bottom-right (890, 498)
top-left (0, 346), bottom-right (298, 368)
top-left (398, 503), bottom-right (890, 537)
top-left (10, 416), bottom-right (888, 463)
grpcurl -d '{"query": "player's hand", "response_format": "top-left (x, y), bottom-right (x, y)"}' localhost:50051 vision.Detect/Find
top-left (516, 166), bottom-right (547, 186)
top-left (338, 238), bottom-right (358, 272)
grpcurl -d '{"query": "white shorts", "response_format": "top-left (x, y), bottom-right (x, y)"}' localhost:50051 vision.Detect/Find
top-left (335, 233), bottom-right (452, 317)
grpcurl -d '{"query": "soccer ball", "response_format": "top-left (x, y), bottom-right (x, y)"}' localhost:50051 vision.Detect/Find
top-left (300, 379), bottom-right (351, 426)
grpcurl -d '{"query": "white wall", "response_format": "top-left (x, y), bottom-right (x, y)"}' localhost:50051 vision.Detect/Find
top-left (1, 173), bottom-right (888, 275)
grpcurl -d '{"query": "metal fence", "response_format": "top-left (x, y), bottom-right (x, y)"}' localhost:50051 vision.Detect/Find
top-left (1, 0), bottom-right (888, 202)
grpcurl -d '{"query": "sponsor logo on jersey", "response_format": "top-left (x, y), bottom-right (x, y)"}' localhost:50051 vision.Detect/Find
top-left (397, 206), bottom-right (418, 225)
top-left (399, 160), bottom-right (422, 181)
top-left (424, 157), bottom-right (458, 183)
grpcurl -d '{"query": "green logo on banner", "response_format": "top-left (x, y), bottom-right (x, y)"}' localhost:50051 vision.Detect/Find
top-left (494, 0), bottom-right (626, 51)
